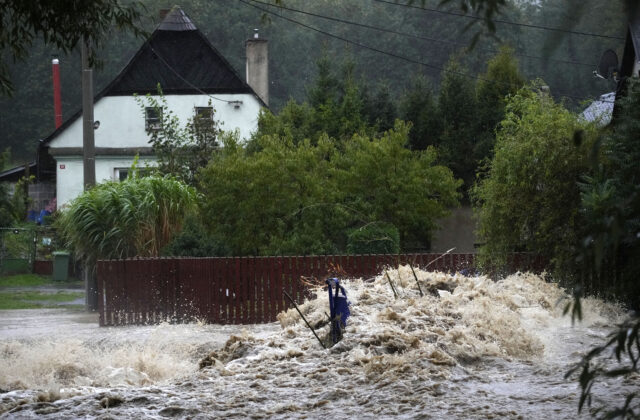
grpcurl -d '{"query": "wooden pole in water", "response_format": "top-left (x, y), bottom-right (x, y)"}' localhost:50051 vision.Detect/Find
top-left (385, 270), bottom-right (398, 299)
top-left (409, 263), bottom-right (424, 297)
top-left (283, 290), bottom-right (326, 349)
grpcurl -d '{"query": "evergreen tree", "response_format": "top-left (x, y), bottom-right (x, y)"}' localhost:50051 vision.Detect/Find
top-left (438, 59), bottom-right (479, 193)
top-left (399, 76), bottom-right (442, 151)
top-left (362, 82), bottom-right (397, 133)
top-left (475, 46), bottom-right (526, 161)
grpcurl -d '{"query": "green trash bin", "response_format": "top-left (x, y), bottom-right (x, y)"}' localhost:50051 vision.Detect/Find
top-left (52, 251), bottom-right (70, 282)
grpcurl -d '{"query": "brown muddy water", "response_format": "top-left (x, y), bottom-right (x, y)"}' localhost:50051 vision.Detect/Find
top-left (0, 268), bottom-right (633, 419)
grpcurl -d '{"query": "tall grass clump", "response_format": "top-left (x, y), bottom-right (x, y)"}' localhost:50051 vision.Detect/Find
top-left (57, 174), bottom-right (198, 263)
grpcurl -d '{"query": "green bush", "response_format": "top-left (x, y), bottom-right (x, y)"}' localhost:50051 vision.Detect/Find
top-left (199, 122), bottom-right (460, 255)
top-left (57, 174), bottom-right (198, 262)
top-left (472, 84), bottom-right (596, 275)
top-left (161, 216), bottom-right (229, 257)
top-left (347, 222), bottom-right (400, 255)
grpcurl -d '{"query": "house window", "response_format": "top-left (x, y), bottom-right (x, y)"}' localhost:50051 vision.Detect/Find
top-left (194, 106), bottom-right (214, 132)
top-left (145, 107), bottom-right (162, 131)
top-left (114, 168), bottom-right (131, 182)
top-left (114, 168), bottom-right (150, 181)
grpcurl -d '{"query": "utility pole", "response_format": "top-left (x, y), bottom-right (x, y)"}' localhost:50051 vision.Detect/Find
top-left (81, 38), bottom-right (96, 190)
top-left (81, 37), bottom-right (98, 311)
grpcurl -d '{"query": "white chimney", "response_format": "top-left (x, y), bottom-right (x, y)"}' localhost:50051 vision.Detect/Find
top-left (246, 29), bottom-right (269, 106)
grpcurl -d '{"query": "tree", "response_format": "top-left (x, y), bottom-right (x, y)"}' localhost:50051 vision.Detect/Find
top-left (135, 89), bottom-right (221, 186)
top-left (475, 46), bottom-right (526, 161)
top-left (438, 58), bottom-right (479, 193)
top-left (9, 175), bottom-right (33, 223)
top-left (161, 215), bottom-right (230, 257)
top-left (200, 131), bottom-right (342, 256)
top-left (347, 222), bottom-right (400, 255)
top-left (0, 0), bottom-right (144, 95)
top-left (362, 83), bottom-right (397, 133)
top-left (399, 76), bottom-right (442, 151)
top-left (251, 53), bottom-right (375, 150)
top-left (200, 122), bottom-right (460, 255)
top-left (577, 78), bottom-right (640, 305)
top-left (563, 80), bottom-right (640, 419)
top-left (335, 121), bottom-right (461, 250)
top-left (472, 83), bottom-right (596, 273)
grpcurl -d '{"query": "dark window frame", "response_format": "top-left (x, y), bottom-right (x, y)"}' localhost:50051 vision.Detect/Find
top-left (145, 107), bottom-right (163, 131)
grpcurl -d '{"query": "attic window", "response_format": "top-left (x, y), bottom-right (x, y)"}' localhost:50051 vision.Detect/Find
top-left (194, 107), bottom-right (213, 132)
top-left (145, 107), bottom-right (162, 131)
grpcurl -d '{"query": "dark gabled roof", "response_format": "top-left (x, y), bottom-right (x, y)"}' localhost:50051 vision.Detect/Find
top-left (103, 6), bottom-right (254, 96)
top-left (0, 162), bottom-right (36, 183)
top-left (158, 7), bottom-right (197, 31)
top-left (41, 6), bottom-right (264, 147)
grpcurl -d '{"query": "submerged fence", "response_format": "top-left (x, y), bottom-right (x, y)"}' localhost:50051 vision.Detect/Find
top-left (96, 253), bottom-right (545, 326)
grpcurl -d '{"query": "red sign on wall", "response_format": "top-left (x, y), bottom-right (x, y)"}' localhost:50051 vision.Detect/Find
top-left (59, 164), bottom-right (65, 169)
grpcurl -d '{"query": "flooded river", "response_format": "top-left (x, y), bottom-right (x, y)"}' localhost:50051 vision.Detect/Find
top-left (0, 268), bottom-right (632, 419)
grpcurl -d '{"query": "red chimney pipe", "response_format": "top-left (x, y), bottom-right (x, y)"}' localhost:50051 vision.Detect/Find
top-left (52, 58), bottom-right (62, 129)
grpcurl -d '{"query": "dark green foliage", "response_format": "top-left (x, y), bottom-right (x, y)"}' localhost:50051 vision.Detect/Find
top-left (562, 80), bottom-right (640, 420)
top-left (199, 122), bottom-right (460, 256)
top-left (577, 78), bottom-right (640, 306)
top-left (56, 175), bottom-right (198, 262)
top-left (438, 58), bottom-right (479, 193)
top-left (0, 148), bottom-right (15, 227)
top-left (161, 216), bottom-right (229, 257)
top-left (347, 222), bottom-right (400, 255)
top-left (135, 89), bottom-right (221, 186)
top-left (362, 83), bottom-right (397, 133)
top-left (9, 176), bottom-right (33, 223)
top-left (399, 76), bottom-right (441, 151)
top-left (335, 121), bottom-right (461, 250)
top-left (472, 84), bottom-right (596, 274)
top-left (475, 46), bottom-right (526, 162)
top-left (199, 132), bottom-right (343, 256)
top-left (253, 54), bottom-right (373, 148)
top-left (0, 0), bottom-right (145, 95)
top-left (307, 52), bottom-right (340, 110)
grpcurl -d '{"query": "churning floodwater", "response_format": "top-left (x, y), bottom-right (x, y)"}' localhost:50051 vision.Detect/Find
top-left (0, 268), bottom-right (633, 419)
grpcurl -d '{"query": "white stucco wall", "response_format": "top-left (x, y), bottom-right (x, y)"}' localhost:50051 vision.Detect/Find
top-left (49, 92), bottom-right (263, 206)
top-left (48, 93), bottom-right (262, 149)
top-left (55, 156), bottom-right (157, 207)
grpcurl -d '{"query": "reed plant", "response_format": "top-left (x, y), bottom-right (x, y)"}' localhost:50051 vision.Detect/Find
top-left (56, 174), bottom-right (198, 262)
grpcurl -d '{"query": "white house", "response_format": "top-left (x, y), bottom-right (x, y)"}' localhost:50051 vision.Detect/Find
top-left (40, 7), bottom-right (268, 206)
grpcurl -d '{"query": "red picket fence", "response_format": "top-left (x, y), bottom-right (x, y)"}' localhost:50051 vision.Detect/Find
top-left (96, 253), bottom-right (544, 326)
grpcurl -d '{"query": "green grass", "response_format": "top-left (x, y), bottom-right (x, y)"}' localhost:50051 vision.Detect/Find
top-left (0, 274), bottom-right (50, 287)
top-left (0, 290), bottom-right (84, 309)
top-left (0, 273), bottom-right (82, 288)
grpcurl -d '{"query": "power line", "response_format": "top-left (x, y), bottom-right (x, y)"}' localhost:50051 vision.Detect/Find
top-left (248, 0), bottom-right (596, 68)
top-left (149, 46), bottom-right (237, 104)
top-left (370, 0), bottom-right (625, 41)
top-left (238, 0), bottom-right (608, 103)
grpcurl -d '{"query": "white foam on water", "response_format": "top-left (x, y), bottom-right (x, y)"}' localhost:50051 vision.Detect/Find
top-left (0, 268), bottom-right (630, 419)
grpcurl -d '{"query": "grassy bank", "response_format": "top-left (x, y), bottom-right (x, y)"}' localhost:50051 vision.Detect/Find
top-left (0, 274), bottom-right (84, 309)
top-left (0, 290), bottom-right (84, 309)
